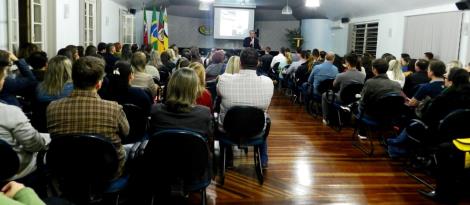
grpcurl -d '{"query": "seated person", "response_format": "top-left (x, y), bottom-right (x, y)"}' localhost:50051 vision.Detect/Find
top-left (130, 52), bottom-right (159, 98)
top-left (189, 62), bottom-right (213, 112)
top-left (27, 51), bottom-right (48, 82)
top-left (387, 60), bottom-right (405, 88)
top-left (47, 56), bottom-right (129, 179)
top-left (0, 181), bottom-right (46, 205)
top-left (217, 48), bottom-right (274, 168)
top-left (359, 59), bottom-right (402, 112)
top-left (205, 50), bottom-right (225, 82)
top-left (35, 55), bottom-right (73, 103)
top-left (103, 43), bottom-right (120, 75)
top-left (0, 50), bottom-right (50, 180)
top-left (403, 59), bottom-right (430, 98)
top-left (406, 60), bottom-right (446, 107)
top-left (322, 53), bottom-right (365, 124)
top-left (149, 68), bottom-right (213, 147)
top-left (309, 52), bottom-right (338, 95)
top-left (0, 51), bottom-right (37, 106)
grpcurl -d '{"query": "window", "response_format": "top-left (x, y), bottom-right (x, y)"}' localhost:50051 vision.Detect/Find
top-left (7, 0), bottom-right (19, 53)
top-left (351, 22), bottom-right (378, 57)
top-left (120, 11), bottom-right (135, 44)
top-left (83, 0), bottom-right (96, 46)
top-left (30, 0), bottom-right (45, 50)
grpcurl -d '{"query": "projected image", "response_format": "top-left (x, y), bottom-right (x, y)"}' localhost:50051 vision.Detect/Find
top-left (219, 9), bottom-right (250, 37)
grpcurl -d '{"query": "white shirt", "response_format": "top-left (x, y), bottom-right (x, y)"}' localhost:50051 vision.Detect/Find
top-left (217, 69), bottom-right (274, 123)
top-left (271, 53), bottom-right (287, 69)
top-left (386, 71), bottom-right (405, 88)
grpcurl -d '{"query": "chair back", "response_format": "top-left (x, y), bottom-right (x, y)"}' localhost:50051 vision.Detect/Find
top-left (223, 106), bottom-right (266, 141)
top-left (143, 130), bottom-right (210, 190)
top-left (206, 80), bottom-right (218, 103)
top-left (317, 78), bottom-right (335, 94)
top-left (46, 135), bottom-right (119, 186)
top-left (439, 109), bottom-right (470, 140)
top-left (0, 139), bottom-right (19, 182)
top-left (31, 101), bottom-right (51, 133)
top-left (339, 83), bottom-right (364, 104)
top-left (365, 93), bottom-right (405, 122)
top-left (122, 103), bottom-right (148, 144)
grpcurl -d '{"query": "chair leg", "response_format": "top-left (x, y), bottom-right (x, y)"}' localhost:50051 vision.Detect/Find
top-left (201, 189), bottom-right (207, 205)
top-left (254, 146), bottom-right (264, 185)
top-left (352, 124), bottom-right (375, 156)
top-left (336, 110), bottom-right (343, 132)
top-left (219, 145), bottom-right (226, 186)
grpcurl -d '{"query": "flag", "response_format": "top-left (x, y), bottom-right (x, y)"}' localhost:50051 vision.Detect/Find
top-left (143, 9), bottom-right (148, 47)
top-left (157, 6), bottom-right (167, 53)
top-left (163, 7), bottom-right (169, 51)
top-left (150, 6), bottom-right (158, 50)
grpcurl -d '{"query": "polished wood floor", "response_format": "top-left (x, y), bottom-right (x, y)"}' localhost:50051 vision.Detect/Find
top-left (214, 92), bottom-right (440, 205)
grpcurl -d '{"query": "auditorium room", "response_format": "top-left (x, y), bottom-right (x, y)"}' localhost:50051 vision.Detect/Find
top-left (1, 0), bottom-right (470, 204)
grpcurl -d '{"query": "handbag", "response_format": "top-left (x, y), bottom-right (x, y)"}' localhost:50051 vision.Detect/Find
top-left (453, 138), bottom-right (470, 168)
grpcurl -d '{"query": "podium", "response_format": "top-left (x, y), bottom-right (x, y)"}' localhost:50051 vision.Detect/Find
top-left (293, 38), bottom-right (303, 49)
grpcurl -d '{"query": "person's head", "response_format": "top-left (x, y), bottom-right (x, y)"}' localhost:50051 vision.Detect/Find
top-left (181, 48), bottom-right (192, 61)
top-left (240, 48), bottom-right (259, 69)
top-left (116, 61), bottom-right (134, 86)
top-left (27, 51), bottom-right (48, 70)
top-left (72, 56), bottom-right (105, 90)
top-left (165, 68), bottom-right (199, 112)
top-left (388, 59), bottom-right (404, 81)
top-left (114, 42), bottom-right (122, 53)
top-left (130, 51), bottom-right (147, 72)
top-left (325, 52), bottom-right (335, 62)
top-left (97, 42), bottom-right (107, 53)
top-left (40, 55), bottom-right (72, 96)
top-left (424, 52), bottom-right (434, 60)
top-left (446, 68), bottom-right (470, 88)
top-left (131, 44), bottom-right (139, 53)
top-left (160, 51), bottom-right (171, 65)
top-left (57, 48), bottom-right (73, 61)
top-left (249, 30), bottom-right (256, 38)
top-left (170, 44), bottom-right (179, 56)
top-left (312, 49), bottom-right (320, 58)
top-left (372, 59), bottom-right (389, 75)
top-left (408, 59), bottom-right (417, 73)
top-left (428, 60), bottom-right (446, 79)
top-left (319, 51), bottom-right (327, 60)
top-left (190, 47), bottom-right (201, 61)
top-left (225, 56), bottom-right (241, 74)
top-left (17, 43), bottom-right (39, 59)
top-left (382, 53), bottom-right (396, 63)
top-left (166, 49), bottom-right (176, 62)
top-left (149, 50), bottom-right (162, 67)
top-left (106, 43), bottom-right (116, 54)
top-left (300, 50), bottom-right (308, 60)
top-left (66, 45), bottom-right (79, 61)
top-left (280, 47), bottom-right (286, 55)
top-left (447, 60), bottom-right (463, 71)
top-left (85, 45), bottom-right (97, 56)
top-left (77, 46), bottom-right (85, 58)
top-left (176, 57), bottom-right (190, 70)
top-left (211, 50), bottom-right (225, 64)
top-left (344, 53), bottom-right (358, 69)
top-left (189, 62), bottom-right (206, 96)
top-left (264, 46), bottom-right (271, 54)
top-left (0, 50), bottom-right (11, 91)
top-left (120, 44), bottom-right (132, 61)
top-left (415, 59), bottom-right (429, 72)
top-left (400, 53), bottom-right (411, 66)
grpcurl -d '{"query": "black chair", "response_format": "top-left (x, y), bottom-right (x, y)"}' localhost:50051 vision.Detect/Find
top-left (122, 103), bottom-right (149, 144)
top-left (352, 93), bottom-right (405, 156)
top-left (139, 130), bottom-right (211, 205)
top-left (206, 80), bottom-right (218, 105)
top-left (309, 78), bottom-right (335, 117)
top-left (328, 83), bottom-right (364, 132)
top-left (218, 106), bottom-right (268, 185)
top-left (46, 135), bottom-right (126, 204)
top-left (31, 101), bottom-right (51, 133)
top-left (0, 139), bottom-right (20, 184)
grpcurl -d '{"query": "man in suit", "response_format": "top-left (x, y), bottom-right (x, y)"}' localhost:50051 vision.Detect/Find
top-left (243, 30), bottom-right (261, 50)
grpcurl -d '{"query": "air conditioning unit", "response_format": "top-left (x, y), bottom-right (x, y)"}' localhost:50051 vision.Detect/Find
top-left (331, 21), bottom-right (345, 29)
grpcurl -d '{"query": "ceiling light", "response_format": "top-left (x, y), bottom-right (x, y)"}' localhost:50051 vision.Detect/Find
top-left (200, 0), bottom-right (214, 2)
top-left (306, 0), bottom-right (320, 7)
top-left (282, 0), bottom-right (292, 15)
top-left (199, 2), bottom-right (211, 11)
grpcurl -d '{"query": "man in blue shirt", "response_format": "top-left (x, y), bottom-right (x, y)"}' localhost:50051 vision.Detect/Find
top-left (406, 60), bottom-right (446, 107)
top-left (308, 52), bottom-right (338, 95)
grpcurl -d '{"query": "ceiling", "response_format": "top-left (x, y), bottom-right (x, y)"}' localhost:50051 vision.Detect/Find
top-left (113, 0), bottom-right (460, 20)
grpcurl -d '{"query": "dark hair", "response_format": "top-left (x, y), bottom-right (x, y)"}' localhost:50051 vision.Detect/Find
top-left (265, 47), bottom-right (271, 52)
top-left (121, 44), bottom-right (132, 61)
top-left (77, 46), bottom-right (85, 57)
top-left (130, 52), bottom-right (147, 71)
top-left (161, 51), bottom-right (171, 65)
top-left (429, 60), bottom-right (446, 78)
top-left (312, 49), bottom-right (320, 57)
top-left (448, 68), bottom-right (470, 88)
top-left (0, 50), bottom-right (10, 70)
top-left (97, 42), bottom-right (107, 52)
top-left (66, 45), bottom-right (77, 56)
top-left (72, 56), bottom-right (105, 89)
top-left (211, 50), bottom-right (225, 64)
top-left (408, 59), bottom-right (417, 72)
top-left (280, 47), bottom-right (286, 55)
top-left (240, 48), bottom-right (258, 68)
top-left (85, 45), bottom-right (97, 56)
top-left (116, 61), bottom-right (132, 88)
top-left (344, 53), bottom-right (359, 68)
top-left (382, 53), bottom-right (396, 63)
top-left (18, 43), bottom-right (39, 59)
top-left (177, 57), bottom-right (190, 69)
top-left (372, 59), bottom-right (388, 74)
top-left (401, 53), bottom-right (410, 59)
top-left (190, 47), bottom-right (201, 61)
top-left (181, 48), bottom-right (191, 61)
top-left (106, 43), bottom-right (115, 53)
top-left (131, 44), bottom-right (139, 53)
top-left (300, 50), bottom-right (308, 59)
top-left (27, 51), bottom-right (48, 70)
top-left (320, 51), bottom-right (327, 59)
top-left (57, 48), bottom-right (73, 61)
top-left (424, 52), bottom-right (434, 60)
top-left (415, 59), bottom-right (429, 72)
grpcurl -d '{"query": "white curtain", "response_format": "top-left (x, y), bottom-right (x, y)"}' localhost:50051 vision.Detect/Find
top-left (403, 11), bottom-right (463, 63)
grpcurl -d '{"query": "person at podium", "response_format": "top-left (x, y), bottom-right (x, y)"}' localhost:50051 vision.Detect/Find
top-left (243, 30), bottom-right (261, 50)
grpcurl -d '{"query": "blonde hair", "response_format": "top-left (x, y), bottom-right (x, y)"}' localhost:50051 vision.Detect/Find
top-left (39, 56), bottom-right (72, 96)
top-left (149, 50), bottom-right (163, 68)
top-left (131, 51), bottom-right (147, 72)
top-left (225, 56), bottom-right (241, 74)
top-left (166, 49), bottom-right (177, 62)
top-left (189, 62), bottom-right (206, 97)
top-left (388, 60), bottom-right (404, 81)
top-left (165, 68), bottom-right (199, 112)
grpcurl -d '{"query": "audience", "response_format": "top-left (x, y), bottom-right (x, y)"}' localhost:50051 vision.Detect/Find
top-left (284, 50), bottom-right (307, 76)
top-left (206, 50), bottom-right (225, 82)
top-left (403, 59), bottom-right (430, 98)
top-left (309, 52), bottom-right (338, 95)
top-left (260, 47), bottom-right (274, 76)
top-left (130, 52), bottom-right (159, 97)
top-left (406, 60), bottom-right (446, 107)
top-left (57, 48), bottom-right (73, 61)
top-left (225, 56), bottom-right (241, 74)
top-left (85, 45), bottom-right (97, 56)
top-left (65, 45), bottom-right (79, 62)
top-left (217, 48), bottom-right (274, 168)
top-left (189, 62), bottom-right (213, 112)
top-left (270, 47), bottom-right (287, 70)
top-left (143, 53), bottom-right (160, 81)
top-left (27, 51), bottom-right (48, 82)
top-left (47, 56), bottom-right (129, 179)
top-left (103, 43), bottom-right (120, 74)
top-left (387, 59), bottom-right (405, 87)
top-left (35, 56), bottom-right (73, 103)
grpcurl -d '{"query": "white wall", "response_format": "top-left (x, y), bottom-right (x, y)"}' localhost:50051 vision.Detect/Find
top-left (55, 0), bottom-right (79, 50)
top-left (301, 19), bottom-right (333, 51)
top-left (100, 0), bottom-right (126, 43)
top-left (0, 0), bottom-right (8, 50)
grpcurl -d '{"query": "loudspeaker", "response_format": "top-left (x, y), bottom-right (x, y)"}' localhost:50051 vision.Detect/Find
top-left (129, 8), bottom-right (137, 15)
top-left (456, 0), bottom-right (470, 10)
top-left (341, 18), bottom-right (350, 24)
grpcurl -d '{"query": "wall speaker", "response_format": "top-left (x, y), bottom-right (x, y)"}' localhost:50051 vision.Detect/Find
top-left (129, 8), bottom-right (137, 15)
top-left (341, 18), bottom-right (350, 23)
top-left (456, 0), bottom-right (470, 10)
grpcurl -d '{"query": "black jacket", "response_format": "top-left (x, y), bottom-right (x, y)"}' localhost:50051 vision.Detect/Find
top-left (243, 37), bottom-right (261, 50)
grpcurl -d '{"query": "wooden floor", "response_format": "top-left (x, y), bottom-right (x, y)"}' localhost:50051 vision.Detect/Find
top-left (214, 92), bottom-right (440, 205)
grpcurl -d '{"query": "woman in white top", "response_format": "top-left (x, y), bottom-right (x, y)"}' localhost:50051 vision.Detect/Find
top-left (387, 59), bottom-right (405, 87)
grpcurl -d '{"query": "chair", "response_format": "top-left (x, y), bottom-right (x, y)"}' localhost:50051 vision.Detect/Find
top-left (206, 80), bottom-right (218, 104)
top-left (309, 79), bottom-right (335, 117)
top-left (329, 83), bottom-right (364, 132)
top-left (218, 106), bottom-right (268, 185)
top-left (46, 135), bottom-right (126, 204)
top-left (139, 130), bottom-right (211, 205)
top-left (352, 93), bottom-right (405, 156)
top-left (122, 103), bottom-right (149, 144)
top-left (31, 101), bottom-right (51, 133)
top-left (0, 139), bottom-right (20, 183)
